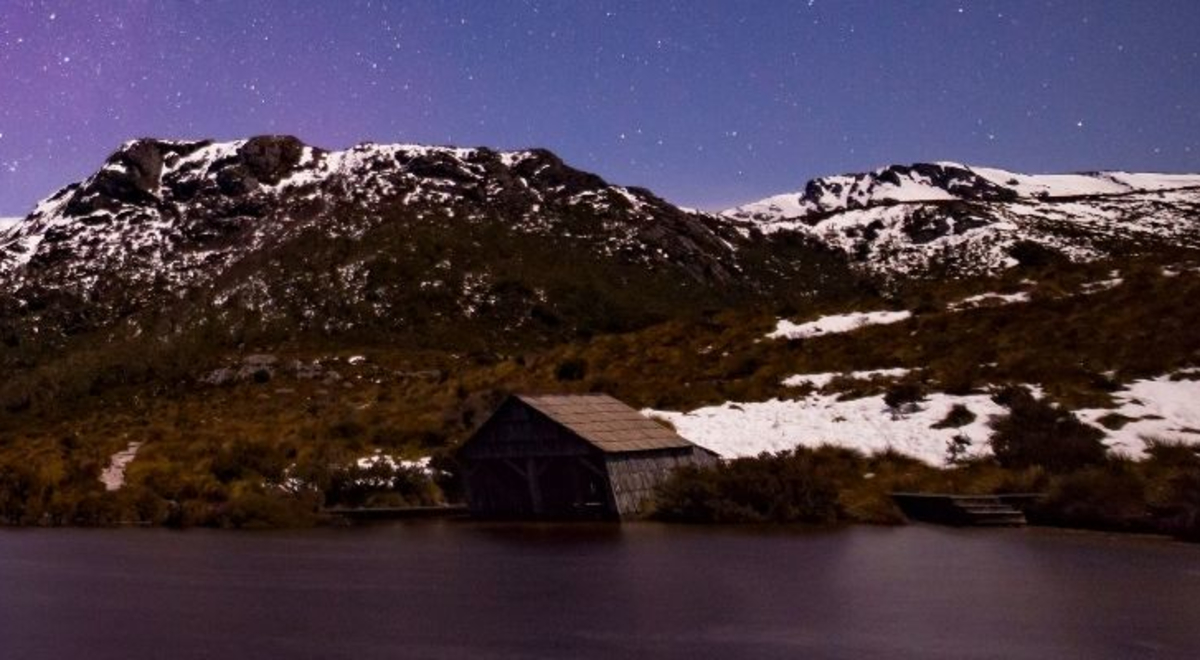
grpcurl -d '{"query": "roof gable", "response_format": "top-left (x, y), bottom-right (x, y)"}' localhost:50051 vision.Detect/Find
top-left (515, 394), bottom-right (695, 453)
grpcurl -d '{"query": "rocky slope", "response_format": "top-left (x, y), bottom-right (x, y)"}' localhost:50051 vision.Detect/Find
top-left (724, 162), bottom-right (1200, 278)
top-left (0, 136), bottom-right (850, 354)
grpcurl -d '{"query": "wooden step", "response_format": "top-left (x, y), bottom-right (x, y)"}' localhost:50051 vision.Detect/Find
top-left (891, 492), bottom-right (1037, 527)
top-left (952, 500), bottom-right (1026, 526)
top-left (955, 506), bottom-right (1012, 518)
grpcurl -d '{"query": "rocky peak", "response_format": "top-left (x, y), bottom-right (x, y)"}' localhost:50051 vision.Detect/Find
top-left (721, 163), bottom-right (1200, 280)
top-left (797, 161), bottom-right (1018, 215)
top-left (726, 162), bottom-right (1200, 225)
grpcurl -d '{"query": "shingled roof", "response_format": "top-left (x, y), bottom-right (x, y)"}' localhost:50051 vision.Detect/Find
top-left (516, 393), bottom-right (695, 453)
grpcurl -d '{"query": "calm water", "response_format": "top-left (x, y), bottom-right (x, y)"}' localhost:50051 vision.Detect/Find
top-left (1, 522), bottom-right (1198, 659)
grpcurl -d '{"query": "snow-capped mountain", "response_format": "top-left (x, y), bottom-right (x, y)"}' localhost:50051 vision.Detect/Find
top-left (0, 217), bottom-right (20, 236)
top-left (0, 136), bottom-right (725, 290)
top-left (724, 162), bottom-right (1200, 277)
top-left (0, 136), bottom-right (845, 350)
top-left (4, 140), bottom-right (1200, 355)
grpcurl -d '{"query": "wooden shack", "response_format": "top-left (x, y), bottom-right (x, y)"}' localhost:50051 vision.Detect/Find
top-left (459, 394), bottom-right (717, 520)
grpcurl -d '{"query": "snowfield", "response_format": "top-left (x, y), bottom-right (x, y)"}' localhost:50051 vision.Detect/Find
top-left (648, 392), bottom-right (1005, 466)
top-left (650, 373), bottom-right (1200, 466)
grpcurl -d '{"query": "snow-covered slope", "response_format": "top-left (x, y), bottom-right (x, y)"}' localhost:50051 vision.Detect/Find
top-left (0, 137), bottom-right (704, 291)
top-left (0, 217), bottom-right (19, 236)
top-left (652, 372), bottom-right (1200, 466)
top-left (0, 135), bottom-right (829, 347)
top-left (649, 391), bottom-right (1006, 465)
top-left (724, 162), bottom-right (1200, 278)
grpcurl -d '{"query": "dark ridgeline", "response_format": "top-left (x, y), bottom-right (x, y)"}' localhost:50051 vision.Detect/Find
top-left (459, 394), bottom-right (717, 519)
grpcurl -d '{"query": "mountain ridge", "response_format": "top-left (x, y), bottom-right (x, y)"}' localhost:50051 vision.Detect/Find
top-left (723, 161), bottom-right (1200, 219)
top-left (0, 135), bottom-right (856, 358)
top-left (723, 161), bottom-right (1200, 278)
top-left (3, 138), bottom-right (1199, 353)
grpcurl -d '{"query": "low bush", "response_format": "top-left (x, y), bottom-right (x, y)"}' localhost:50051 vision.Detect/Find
top-left (1029, 461), bottom-right (1150, 532)
top-left (653, 449), bottom-right (842, 524)
top-left (933, 403), bottom-right (976, 429)
top-left (989, 386), bottom-right (1108, 472)
top-left (653, 446), bottom-right (927, 525)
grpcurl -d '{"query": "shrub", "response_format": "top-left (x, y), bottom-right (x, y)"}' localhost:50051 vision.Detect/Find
top-left (1030, 462), bottom-right (1149, 532)
top-left (218, 488), bottom-right (317, 529)
top-left (719, 353), bottom-right (763, 379)
top-left (1153, 470), bottom-right (1200, 541)
top-left (1008, 240), bottom-right (1065, 269)
top-left (323, 460), bottom-right (441, 509)
top-left (1143, 438), bottom-right (1200, 469)
top-left (554, 358), bottom-right (587, 382)
top-left (883, 382), bottom-right (924, 415)
top-left (933, 403), bottom-right (976, 429)
top-left (653, 449), bottom-right (841, 524)
top-left (988, 386), bottom-right (1107, 472)
top-left (1142, 438), bottom-right (1200, 541)
top-left (945, 434), bottom-right (973, 465)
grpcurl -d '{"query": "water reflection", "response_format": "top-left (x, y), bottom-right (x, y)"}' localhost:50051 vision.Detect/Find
top-left (0, 523), bottom-right (1197, 659)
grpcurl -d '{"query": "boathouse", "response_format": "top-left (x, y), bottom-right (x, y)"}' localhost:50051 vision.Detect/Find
top-left (459, 394), bottom-right (717, 519)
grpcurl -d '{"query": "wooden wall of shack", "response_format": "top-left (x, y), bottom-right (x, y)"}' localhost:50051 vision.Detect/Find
top-left (460, 399), bottom-right (611, 518)
top-left (605, 449), bottom-right (718, 517)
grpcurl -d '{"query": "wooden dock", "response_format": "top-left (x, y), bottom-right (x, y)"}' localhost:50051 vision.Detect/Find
top-left (891, 493), bottom-right (1042, 527)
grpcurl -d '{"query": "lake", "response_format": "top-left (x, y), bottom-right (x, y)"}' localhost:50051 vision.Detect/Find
top-left (1, 522), bottom-right (1197, 659)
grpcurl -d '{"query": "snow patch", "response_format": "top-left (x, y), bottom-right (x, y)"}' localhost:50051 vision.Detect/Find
top-left (1077, 375), bottom-right (1200, 456)
top-left (948, 291), bottom-right (1031, 311)
top-left (769, 309), bottom-right (912, 340)
top-left (356, 451), bottom-right (432, 473)
top-left (782, 368), bottom-right (913, 389)
top-left (648, 392), bottom-right (1004, 466)
top-left (100, 442), bottom-right (143, 491)
top-left (1079, 277), bottom-right (1123, 295)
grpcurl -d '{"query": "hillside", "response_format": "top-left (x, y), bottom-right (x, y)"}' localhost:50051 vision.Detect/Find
top-left (0, 140), bottom-right (1198, 527)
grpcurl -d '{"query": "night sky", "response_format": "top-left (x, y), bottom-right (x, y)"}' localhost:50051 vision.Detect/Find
top-left (2, 0), bottom-right (1199, 216)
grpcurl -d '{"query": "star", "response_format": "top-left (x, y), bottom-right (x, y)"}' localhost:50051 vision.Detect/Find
top-left (1, 1), bottom-right (1198, 217)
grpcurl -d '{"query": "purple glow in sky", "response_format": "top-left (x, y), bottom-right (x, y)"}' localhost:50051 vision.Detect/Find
top-left (1, 0), bottom-right (1199, 215)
